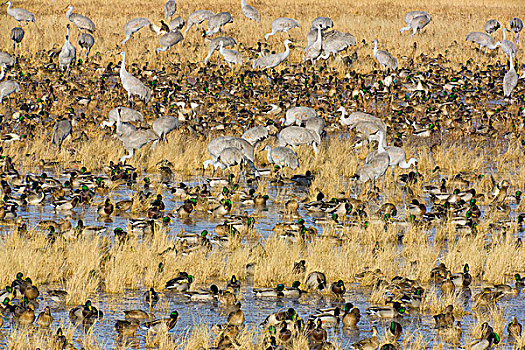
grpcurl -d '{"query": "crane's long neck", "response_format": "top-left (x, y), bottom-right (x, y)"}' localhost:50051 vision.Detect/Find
top-left (315, 27), bottom-right (322, 46)
top-left (340, 107), bottom-right (346, 120)
top-left (0, 65), bottom-right (5, 81)
top-left (509, 57), bottom-right (515, 71)
top-left (400, 157), bottom-right (417, 169)
top-left (377, 131), bottom-right (387, 152)
top-left (120, 53), bottom-right (127, 74)
top-left (502, 28), bottom-right (507, 41)
top-left (66, 6), bottom-right (73, 19)
top-left (116, 108), bottom-right (122, 134)
top-left (65, 26), bottom-right (70, 44)
top-left (373, 40), bottom-right (378, 55)
top-left (283, 41), bottom-right (290, 57)
top-left (7, 2), bottom-right (12, 11)
top-left (265, 147), bottom-right (273, 163)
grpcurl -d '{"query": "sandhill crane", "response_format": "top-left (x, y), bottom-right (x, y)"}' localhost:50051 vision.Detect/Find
top-left (503, 57), bottom-right (518, 98)
top-left (0, 52), bottom-right (15, 67)
top-left (242, 125), bottom-right (269, 146)
top-left (252, 39), bottom-right (292, 70)
top-left (278, 126), bottom-right (320, 154)
top-left (10, 27), bottom-right (24, 51)
top-left (152, 116), bottom-right (180, 146)
top-left (207, 12), bottom-right (233, 36)
top-left (372, 39), bottom-right (397, 70)
top-left (265, 18), bottom-right (300, 40)
top-left (354, 149), bottom-right (390, 192)
top-left (218, 41), bottom-right (242, 69)
top-left (102, 106), bottom-right (144, 127)
top-left (66, 5), bottom-right (95, 33)
top-left (119, 51), bottom-right (152, 104)
top-left (354, 122), bottom-right (386, 145)
top-left (78, 32), bottom-right (94, 61)
top-left (203, 36), bottom-right (237, 63)
top-left (0, 63), bottom-right (20, 104)
top-left (365, 132), bottom-right (417, 180)
top-left (184, 10), bottom-right (214, 34)
top-left (303, 26), bottom-right (322, 63)
top-left (510, 18), bottom-right (523, 46)
top-left (122, 18), bottom-right (160, 45)
top-left (337, 106), bottom-right (387, 131)
top-left (465, 32), bottom-right (498, 54)
top-left (305, 116), bottom-right (325, 136)
top-left (403, 11), bottom-right (429, 24)
top-left (485, 19), bottom-right (500, 38)
top-left (156, 30), bottom-right (183, 53)
top-left (281, 106), bottom-right (317, 126)
top-left (115, 108), bottom-right (159, 163)
top-left (400, 13), bottom-right (431, 36)
top-left (498, 28), bottom-right (517, 60)
top-left (164, 0), bottom-right (176, 21)
top-left (216, 147), bottom-right (257, 177)
top-left (59, 24), bottom-right (76, 75)
top-left (207, 136), bottom-right (256, 164)
top-left (241, 0), bottom-right (260, 22)
top-left (265, 145), bottom-right (299, 173)
top-left (5, 1), bottom-right (34, 25)
top-left (319, 30), bottom-right (356, 59)
top-left (312, 17), bottom-right (333, 30)
top-left (169, 17), bottom-right (185, 31)
top-left (51, 119), bottom-right (72, 150)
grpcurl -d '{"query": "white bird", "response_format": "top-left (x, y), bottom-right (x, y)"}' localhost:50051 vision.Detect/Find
top-left (156, 30), bottom-right (183, 53)
top-left (78, 32), bottom-right (94, 61)
top-left (207, 136), bottom-right (256, 165)
top-left (66, 5), bottom-right (95, 33)
top-left (164, 0), bottom-right (177, 21)
top-left (184, 10), bottom-right (214, 34)
top-left (59, 24), bottom-right (76, 75)
top-left (305, 116), bottom-right (325, 137)
top-left (503, 57), bottom-right (518, 98)
top-left (242, 125), bottom-right (269, 146)
top-left (152, 116), bottom-right (180, 145)
top-left (203, 36), bottom-right (237, 64)
top-left (372, 39), bottom-right (397, 70)
top-left (5, 1), bottom-right (34, 25)
top-left (115, 108), bottom-right (159, 163)
top-left (169, 17), bottom-right (185, 31)
top-left (207, 12), bottom-right (233, 36)
top-left (319, 30), bottom-right (356, 59)
top-left (214, 147), bottom-right (253, 176)
top-left (119, 52), bottom-right (152, 104)
top-left (51, 119), bottom-right (72, 150)
top-left (510, 18), bottom-right (523, 46)
top-left (103, 107), bottom-right (144, 127)
top-left (278, 126), bottom-right (320, 154)
top-left (337, 106), bottom-right (387, 131)
top-left (218, 41), bottom-right (243, 71)
top-left (497, 28), bottom-right (517, 60)
top-left (252, 39), bottom-right (292, 70)
top-left (353, 133), bottom-right (390, 190)
top-left (403, 11), bottom-right (429, 25)
top-left (465, 32), bottom-right (499, 54)
top-left (0, 52), bottom-right (15, 67)
top-left (0, 63), bottom-right (20, 105)
top-left (265, 145), bottom-right (299, 172)
top-left (303, 26), bottom-right (322, 63)
top-left (484, 19), bottom-right (500, 37)
top-left (400, 13), bottom-right (431, 36)
top-left (241, 0), bottom-right (260, 22)
top-left (265, 18), bottom-right (300, 40)
top-left (281, 106), bottom-right (317, 126)
top-left (122, 18), bottom-right (159, 45)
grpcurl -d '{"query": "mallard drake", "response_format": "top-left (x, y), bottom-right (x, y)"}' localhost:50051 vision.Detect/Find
top-left (262, 308), bottom-right (297, 327)
top-left (0, 297), bottom-right (15, 314)
top-left (514, 273), bottom-right (524, 289)
top-left (209, 199), bottom-right (232, 217)
top-left (385, 321), bottom-right (402, 342)
top-left (469, 325), bottom-right (499, 350)
top-left (115, 319), bottom-right (140, 336)
top-left (185, 284), bottom-right (219, 302)
top-left (434, 305), bottom-right (454, 328)
top-left (473, 288), bottom-right (504, 307)
top-left (0, 286), bottom-right (14, 301)
top-left (124, 309), bottom-right (151, 320)
top-left (342, 302), bottom-right (360, 328)
top-left (69, 300), bottom-right (102, 323)
top-left (143, 287), bottom-right (160, 304)
top-left (227, 308), bottom-right (245, 326)
top-left (283, 281), bottom-right (306, 298)
top-left (310, 307), bottom-right (340, 326)
top-left (352, 326), bottom-right (379, 350)
top-left (36, 306), bottom-right (53, 327)
top-left (226, 275), bottom-right (240, 293)
top-left (165, 272), bottom-right (194, 292)
top-left (53, 196), bottom-right (79, 211)
top-left (253, 284), bottom-right (285, 298)
top-left (330, 280), bottom-right (345, 298)
top-left (176, 199), bottom-right (194, 217)
top-left (309, 319), bottom-right (327, 345)
top-left (507, 317), bottom-right (522, 340)
top-left (97, 198), bottom-right (114, 217)
top-left (52, 328), bottom-right (68, 350)
top-left (142, 311), bottom-right (178, 333)
top-left (451, 263), bottom-right (472, 287)
top-left (368, 302), bottom-right (408, 318)
top-left (305, 271), bottom-right (327, 291)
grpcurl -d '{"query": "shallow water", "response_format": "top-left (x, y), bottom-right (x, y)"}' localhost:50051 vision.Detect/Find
top-left (0, 169), bottom-right (523, 349)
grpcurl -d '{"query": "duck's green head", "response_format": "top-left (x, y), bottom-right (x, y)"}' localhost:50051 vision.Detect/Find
top-left (82, 185), bottom-right (88, 191)
top-left (515, 273), bottom-right (522, 282)
top-left (428, 123), bottom-right (435, 130)
top-left (469, 198), bottom-right (476, 206)
top-left (210, 285), bottom-right (219, 294)
top-left (346, 204), bottom-right (353, 215)
top-left (170, 311), bottom-right (178, 319)
top-left (344, 302), bottom-right (353, 312)
top-left (25, 277), bottom-right (32, 284)
top-left (96, 177), bottom-right (102, 185)
top-left (331, 213), bottom-right (338, 221)
top-left (337, 280), bottom-right (344, 287)
top-left (516, 190), bottom-right (522, 199)
top-left (85, 300), bottom-right (92, 310)
top-left (201, 230), bottom-right (208, 237)
top-left (15, 272), bottom-right (23, 280)
top-left (268, 325), bottom-right (276, 335)
top-left (297, 218), bottom-right (305, 225)
top-left (453, 189), bottom-right (460, 195)
top-left (390, 321), bottom-right (397, 332)
top-left (399, 306), bottom-right (408, 314)
top-left (493, 332), bottom-right (500, 344)
top-left (163, 216), bottom-right (170, 223)
top-left (463, 264), bottom-right (470, 273)
top-left (248, 217), bottom-right (254, 225)
top-left (414, 287), bottom-right (424, 296)
top-left (466, 210), bottom-right (472, 219)
top-left (222, 187), bottom-right (229, 195)
top-left (292, 281), bottom-right (300, 288)
top-left (187, 275), bottom-right (194, 283)
top-left (276, 284), bottom-right (284, 292)
top-left (80, 167), bottom-right (87, 174)
top-left (2, 297), bottom-right (10, 306)
top-left (190, 198), bottom-right (197, 205)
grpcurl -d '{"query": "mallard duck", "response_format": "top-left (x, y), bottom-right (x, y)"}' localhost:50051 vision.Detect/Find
top-left (48, 289), bottom-right (68, 303)
top-left (310, 307), bottom-right (340, 326)
top-left (143, 287), bottom-right (160, 304)
top-left (254, 194), bottom-right (269, 206)
top-left (430, 263), bottom-right (448, 281)
top-left (53, 196), bottom-right (79, 211)
top-left (36, 306), bottom-right (53, 327)
top-left (473, 288), bottom-right (504, 307)
top-left (0, 286), bottom-right (15, 301)
top-left (226, 275), bottom-right (240, 293)
top-left (23, 282), bottom-right (39, 300)
top-left (185, 284), bottom-right (219, 302)
top-left (309, 319), bottom-right (327, 345)
top-left (69, 300), bottom-right (102, 323)
top-left (116, 199), bottom-right (133, 212)
top-left (283, 281), bottom-right (306, 298)
top-left (124, 309), bottom-right (151, 320)
top-left (165, 272), bottom-right (194, 292)
top-left (227, 308), bottom-right (245, 326)
top-left (342, 302), bottom-right (360, 328)
top-left (441, 271), bottom-right (455, 295)
top-left (352, 326), bottom-right (379, 350)
top-left (52, 328), bottom-right (68, 350)
top-left (330, 280), bottom-right (345, 298)
top-left (262, 308), bottom-right (297, 327)
top-left (451, 263), bottom-right (471, 287)
top-left (115, 319), bottom-right (140, 336)
top-left (218, 290), bottom-right (238, 307)
top-left (385, 321), bottom-right (402, 342)
top-left (507, 317), bottom-right (522, 340)
top-left (209, 199), bottom-right (232, 217)
top-left (305, 271), bottom-right (327, 291)
top-left (368, 302), bottom-right (408, 318)
top-left (0, 297), bottom-right (15, 314)
top-left (285, 199), bottom-right (299, 216)
top-left (142, 311), bottom-right (178, 333)
top-left (469, 326), bottom-right (499, 350)
top-left (17, 303), bottom-right (35, 325)
top-left (176, 199), bottom-right (194, 217)
top-left (434, 305), bottom-right (454, 328)
top-left (98, 198), bottom-right (114, 217)
top-left (253, 284), bottom-right (285, 298)
top-left (514, 273), bottom-right (524, 289)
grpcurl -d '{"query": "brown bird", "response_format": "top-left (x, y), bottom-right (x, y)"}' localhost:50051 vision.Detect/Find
top-left (36, 306), bottom-right (54, 327)
top-left (507, 317), bottom-right (522, 340)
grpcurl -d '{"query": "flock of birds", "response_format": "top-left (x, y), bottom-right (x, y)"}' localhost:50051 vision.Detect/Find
top-left (1, 1), bottom-right (525, 350)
